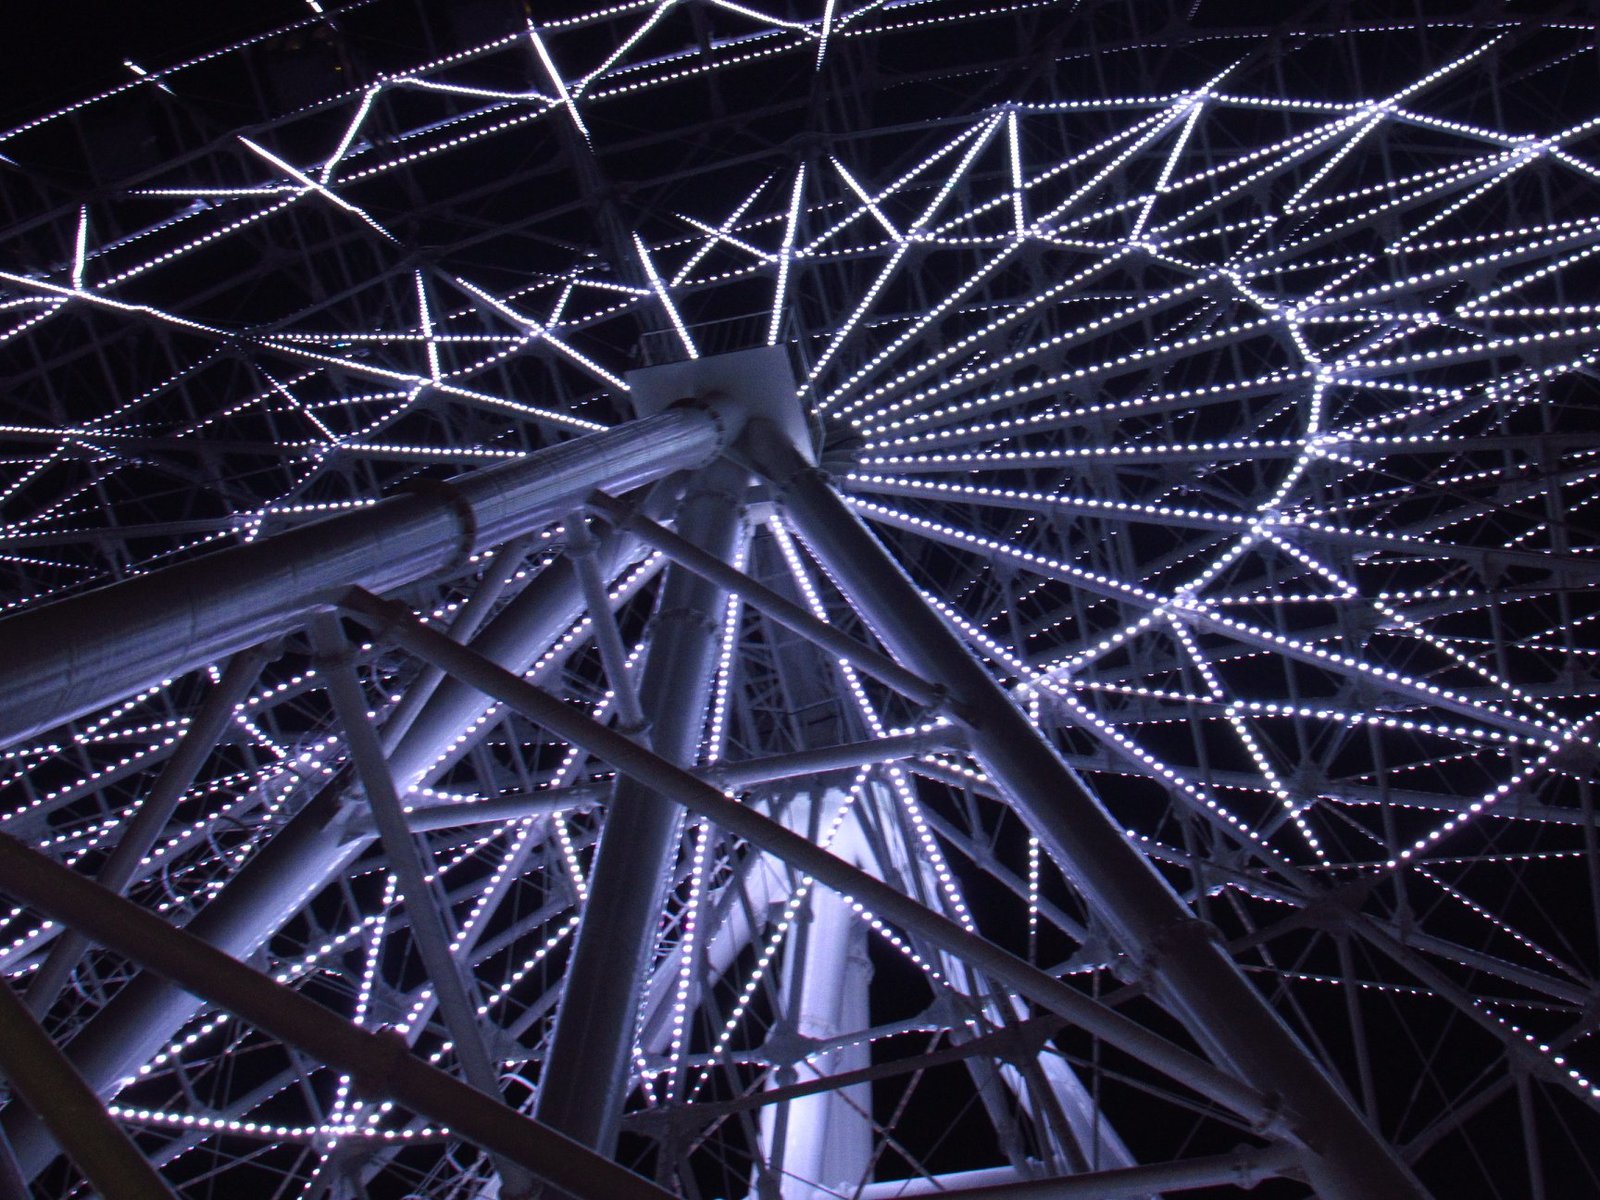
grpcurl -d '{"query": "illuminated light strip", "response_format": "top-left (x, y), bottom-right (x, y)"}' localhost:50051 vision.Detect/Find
top-left (1006, 110), bottom-right (1026, 237)
top-left (851, 487), bottom-right (1575, 737)
top-left (689, 776), bottom-right (873, 1100)
top-left (575, 0), bottom-right (678, 95)
top-left (335, 103), bottom-right (558, 185)
top-left (859, 435), bottom-right (1327, 467)
top-left (633, 233), bottom-right (698, 359)
top-left (0, 5), bottom-right (356, 144)
top-left (823, 237), bottom-right (1036, 418)
top-left (69, 205), bottom-right (90, 290)
top-left (1315, 223), bottom-right (1600, 312)
top-left (911, 112), bottom-right (1004, 234)
top-left (852, 493), bottom-right (1571, 751)
top-left (587, 35), bottom-right (801, 103)
top-left (1415, 866), bottom-right (1579, 978)
top-left (815, 0), bottom-right (837, 65)
top-left (861, 369), bottom-right (1310, 452)
top-left (1458, 240), bottom-right (1600, 315)
top-left (1168, 617), bottom-right (1324, 860)
top-left (854, 315), bottom-right (1283, 438)
top-left (250, 339), bottom-right (608, 432)
top-left (922, 590), bottom-right (1282, 858)
top-left (1027, 100), bottom-right (1194, 230)
top-left (672, 176), bottom-right (775, 285)
top-left (1387, 717), bottom-right (1597, 868)
top-left (674, 212), bottom-right (773, 270)
top-left (318, 875), bottom-right (396, 1152)
top-left (705, 0), bottom-right (811, 33)
top-left (321, 84), bottom-right (382, 183)
top-left (831, 156), bottom-right (903, 244)
top-left (0, 446), bottom-right (64, 510)
top-left (396, 77), bottom-right (556, 105)
top-left (1197, 605), bottom-right (1566, 744)
top-left (415, 271), bottom-right (442, 383)
top-left (663, 540), bottom-right (752, 1081)
top-left (237, 137), bottom-right (398, 243)
top-left (527, 18), bottom-right (590, 143)
top-left (1263, 531), bottom-right (1563, 725)
top-left (1349, 323), bottom-right (1600, 373)
top-left (834, 245), bottom-right (1145, 419)
top-left (0, 268), bottom-right (228, 337)
top-left (767, 166), bottom-right (806, 346)
top-left (770, 518), bottom-right (974, 931)
top-left (805, 119), bottom-right (1021, 404)
top-left (1231, 701), bottom-right (1536, 750)
top-left (801, 241), bottom-right (909, 391)
top-left (106, 1107), bottom-right (445, 1142)
top-left (1474, 1005), bottom-right (1600, 1105)
top-left (1140, 109), bottom-right (1373, 242)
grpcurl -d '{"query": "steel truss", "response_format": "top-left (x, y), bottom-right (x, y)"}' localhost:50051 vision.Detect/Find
top-left (1, 3), bottom-right (1599, 1199)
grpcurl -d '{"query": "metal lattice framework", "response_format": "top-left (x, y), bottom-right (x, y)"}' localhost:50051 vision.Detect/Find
top-left (1, 3), bottom-right (1599, 1198)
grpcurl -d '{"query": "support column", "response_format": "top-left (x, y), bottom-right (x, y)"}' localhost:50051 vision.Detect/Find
top-left (534, 457), bottom-right (749, 1155)
top-left (737, 418), bottom-right (1429, 1200)
top-left (340, 587), bottom-right (1275, 1128)
top-left (0, 832), bottom-right (674, 1200)
top-left (0, 404), bottom-right (725, 747)
top-left (762, 795), bottom-right (873, 1200)
top-left (312, 614), bottom-right (534, 1200)
top-left (1, 433), bottom-right (708, 1182)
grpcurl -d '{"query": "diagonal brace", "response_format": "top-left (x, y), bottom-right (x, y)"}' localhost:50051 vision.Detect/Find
top-left (0, 832), bottom-right (675, 1200)
top-left (338, 586), bottom-right (1278, 1130)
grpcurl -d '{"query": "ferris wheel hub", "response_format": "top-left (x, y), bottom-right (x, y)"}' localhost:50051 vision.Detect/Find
top-left (626, 344), bottom-right (816, 465)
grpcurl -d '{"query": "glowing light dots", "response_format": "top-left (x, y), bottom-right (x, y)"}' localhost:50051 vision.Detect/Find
top-left (0, 8), bottom-right (1596, 1199)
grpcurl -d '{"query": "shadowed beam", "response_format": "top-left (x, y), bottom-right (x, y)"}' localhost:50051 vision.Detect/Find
top-left (0, 980), bottom-right (178, 1200)
top-left (0, 834), bottom-right (675, 1200)
top-left (338, 586), bottom-right (1278, 1129)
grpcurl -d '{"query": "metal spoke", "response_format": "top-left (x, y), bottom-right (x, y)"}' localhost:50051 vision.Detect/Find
top-left (1, 7), bottom-right (1597, 1199)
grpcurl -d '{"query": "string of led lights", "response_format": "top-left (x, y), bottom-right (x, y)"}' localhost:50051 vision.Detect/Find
top-left (1, 3), bottom-right (1598, 1198)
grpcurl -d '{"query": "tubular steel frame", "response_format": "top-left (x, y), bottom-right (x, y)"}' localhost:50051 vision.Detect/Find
top-left (2, 4), bottom-right (1600, 1199)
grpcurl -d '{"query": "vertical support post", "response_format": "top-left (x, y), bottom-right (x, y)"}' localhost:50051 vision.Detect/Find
top-left (1, 455), bottom-right (693, 1182)
top-left (311, 614), bottom-right (533, 1199)
top-left (738, 418), bottom-right (1428, 1200)
top-left (762, 795), bottom-right (873, 1199)
top-left (535, 458), bottom-right (749, 1155)
top-left (566, 513), bottom-right (647, 730)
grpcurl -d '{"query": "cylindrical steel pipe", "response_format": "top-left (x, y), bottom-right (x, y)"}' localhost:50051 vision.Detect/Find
top-left (340, 588), bottom-right (1276, 1126)
top-left (0, 406), bottom-right (726, 748)
top-left (0, 832), bottom-right (674, 1200)
top-left (535, 458), bottom-right (749, 1155)
top-left (0, 978), bottom-right (178, 1200)
top-left (737, 418), bottom-right (1429, 1200)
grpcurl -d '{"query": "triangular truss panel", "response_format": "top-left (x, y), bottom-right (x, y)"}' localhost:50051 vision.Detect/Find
top-left (2, 5), bottom-right (1599, 1199)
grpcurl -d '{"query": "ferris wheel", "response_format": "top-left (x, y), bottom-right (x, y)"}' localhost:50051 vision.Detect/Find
top-left (1, 4), bottom-right (1598, 1198)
